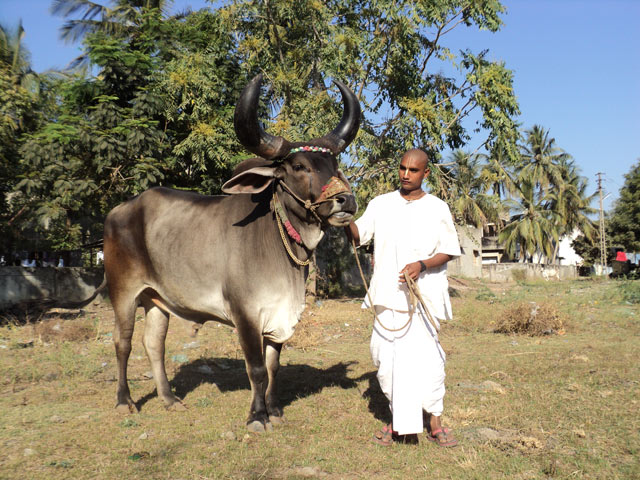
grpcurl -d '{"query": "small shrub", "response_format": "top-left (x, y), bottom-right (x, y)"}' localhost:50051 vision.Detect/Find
top-left (511, 269), bottom-right (527, 282)
top-left (475, 287), bottom-right (496, 301)
top-left (494, 301), bottom-right (565, 336)
top-left (619, 280), bottom-right (640, 304)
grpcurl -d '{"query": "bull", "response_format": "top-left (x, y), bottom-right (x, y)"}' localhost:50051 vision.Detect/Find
top-left (91, 74), bottom-right (360, 432)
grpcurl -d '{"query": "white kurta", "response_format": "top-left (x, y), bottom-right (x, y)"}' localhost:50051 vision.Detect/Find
top-left (355, 191), bottom-right (460, 435)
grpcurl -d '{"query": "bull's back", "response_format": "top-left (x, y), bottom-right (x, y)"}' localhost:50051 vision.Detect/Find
top-left (102, 187), bottom-right (292, 323)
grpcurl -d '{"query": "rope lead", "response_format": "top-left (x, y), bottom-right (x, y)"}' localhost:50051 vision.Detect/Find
top-left (350, 237), bottom-right (440, 333)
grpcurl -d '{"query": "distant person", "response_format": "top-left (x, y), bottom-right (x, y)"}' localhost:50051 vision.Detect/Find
top-left (346, 148), bottom-right (461, 447)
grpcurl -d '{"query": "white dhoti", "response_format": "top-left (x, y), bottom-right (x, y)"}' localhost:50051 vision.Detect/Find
top-left (370, 306), bottom-right (446, 435)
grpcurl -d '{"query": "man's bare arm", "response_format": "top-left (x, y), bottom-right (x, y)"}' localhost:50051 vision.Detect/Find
top-left (399, 253), bottom-right (452, 282)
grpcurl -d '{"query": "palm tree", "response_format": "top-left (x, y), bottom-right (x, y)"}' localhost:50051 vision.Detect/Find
top-left (519, 124), bottom-right (570, 193)
top-left (479, 147), bottom-right (517, 198)
top-left (547, 157), bottom-right (597, 263)
top-left (448, 149), bottom-right (505, 229)
top-left (0, 21), bottom-right (40, 94)
top-left (498, 172), bottom-right (559, 263)
top-left (50, 0), bottom-right (178, 69)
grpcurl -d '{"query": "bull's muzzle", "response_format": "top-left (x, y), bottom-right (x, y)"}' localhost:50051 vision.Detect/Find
top-left (326, 193), bottom-right (357, 226)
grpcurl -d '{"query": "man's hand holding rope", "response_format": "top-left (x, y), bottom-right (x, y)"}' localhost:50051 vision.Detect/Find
top-left (399, 254), bottom-right (453, 283)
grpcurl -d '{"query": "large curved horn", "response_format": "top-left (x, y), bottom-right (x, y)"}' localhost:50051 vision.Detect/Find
top-left (234, 74), bottom-right (291, 160)
top-left (316, 79), bottom-right (361, 154)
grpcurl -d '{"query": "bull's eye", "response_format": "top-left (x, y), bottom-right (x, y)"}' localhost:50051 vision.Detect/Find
top-left (292, 164), bottom-right (306, 172)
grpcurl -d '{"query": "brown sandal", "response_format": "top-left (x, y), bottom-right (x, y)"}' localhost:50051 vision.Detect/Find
top-left (372, 424), bottom-right (394, 446)
top-left (427, 427), bottom-right (458, 447)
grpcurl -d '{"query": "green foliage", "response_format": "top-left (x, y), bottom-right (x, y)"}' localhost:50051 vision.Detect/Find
top-left (445, 149), bottom-right (505, 228)
top-left (12, 3), bottom-right (246, 251)
top-left (609, 159), bottom-right (640, 252)
top-left (5, 0), bottom-right (524, 255)
top-left (499, 125), bottom-right (596, 263)
top-left (475, 286), bottom-right (496, 301)
top-left (222, 0), bottom-right (520, 208)
top-left (0, 21), bottom-right (52, 253)
top-left (619, 280), bottom-right (640, 304)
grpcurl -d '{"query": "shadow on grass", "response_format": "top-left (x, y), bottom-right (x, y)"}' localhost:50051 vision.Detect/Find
top-left (0, 303), bottom-right (86, 325)
top-left (135, 357), bottom-right (390, 423)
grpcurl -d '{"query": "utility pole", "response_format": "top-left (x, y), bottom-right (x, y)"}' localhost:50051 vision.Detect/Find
top-left (596, 172), bottom-right (607, 274)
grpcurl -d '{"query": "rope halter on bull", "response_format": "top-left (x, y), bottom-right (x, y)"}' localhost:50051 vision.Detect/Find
top-left (272, 145), bottom-right (352, 267)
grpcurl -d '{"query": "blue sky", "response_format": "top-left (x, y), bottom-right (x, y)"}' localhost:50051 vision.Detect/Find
top-left (1, 0), bottom-right (638, 212)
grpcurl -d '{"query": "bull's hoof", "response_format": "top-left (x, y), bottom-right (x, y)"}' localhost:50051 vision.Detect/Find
top-left (166, 401), bottom-right (187, 412)
top-left (115, 402), bottom-right (138, 414)
top-left (247, 420), bottom-right (272, 433)
top-left (269, 415), bottom-right (286, 426)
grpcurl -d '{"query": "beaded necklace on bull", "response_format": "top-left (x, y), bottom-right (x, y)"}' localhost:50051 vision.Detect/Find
top-left (271, 146), bottom-right (351, 267)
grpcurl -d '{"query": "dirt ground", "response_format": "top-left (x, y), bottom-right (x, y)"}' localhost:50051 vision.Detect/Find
top-left (1, 277), bottom-right (639, 479)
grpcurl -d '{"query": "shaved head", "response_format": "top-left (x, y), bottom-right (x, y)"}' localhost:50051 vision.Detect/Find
top-left (401, 149), bottom-right (429, 170)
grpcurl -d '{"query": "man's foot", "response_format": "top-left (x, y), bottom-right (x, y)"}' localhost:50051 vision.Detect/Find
top-left (427, 427), bottom-right (458, 447)
top-left (372, 424), bottom-right (394, 446)
top-left (372, 424), bottom-right (419, 446)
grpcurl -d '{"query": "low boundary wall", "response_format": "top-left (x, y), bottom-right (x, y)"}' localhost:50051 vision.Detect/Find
top-left (0, 267), bottom-right (104, 309)
top-left (481, 263), bottom-right (577, 283)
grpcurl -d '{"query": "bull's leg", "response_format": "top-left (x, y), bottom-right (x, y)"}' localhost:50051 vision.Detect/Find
top-left (264, 339), bottom-right (285, 425)
top-left (112, 295), bottom-right (138, 414)
top-left (236, 325), bottom-right (270, 432)
top-left (142, 302), bottom-right (185, 411)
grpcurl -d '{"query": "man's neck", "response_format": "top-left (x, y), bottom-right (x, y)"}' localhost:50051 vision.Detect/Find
top-left (399, 188), bottom-right (426, 201)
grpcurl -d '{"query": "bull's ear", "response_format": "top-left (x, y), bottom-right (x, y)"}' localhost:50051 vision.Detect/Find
top-left (221, 166), bottom-right (276, 194)
top-left (336, 169), bottom-right (352, 193)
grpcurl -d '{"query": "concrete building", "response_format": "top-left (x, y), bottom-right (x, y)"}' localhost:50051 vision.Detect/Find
top-left (448, 225), bottom-right (483, 278)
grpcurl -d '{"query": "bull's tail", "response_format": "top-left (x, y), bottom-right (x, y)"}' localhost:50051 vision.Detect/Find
top-left (47, 276), bottom-right (109, 310)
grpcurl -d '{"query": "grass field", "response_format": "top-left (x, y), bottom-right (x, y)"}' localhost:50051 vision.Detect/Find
top-left (1, 277), bottom-right (638, 479)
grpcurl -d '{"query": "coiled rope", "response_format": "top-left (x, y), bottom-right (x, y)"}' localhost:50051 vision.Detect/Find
top-left (350, 237), bottom-right (440, 333)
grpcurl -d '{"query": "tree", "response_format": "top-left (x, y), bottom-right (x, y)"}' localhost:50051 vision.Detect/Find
top-left (221, 0), bottom-right (520, 204)
top-left (499, 125), bottom-right (596, 264)
top-left (609, 159), bottom-right (640, 252)
top-left (0, 21), bottom-right (47, 254)
top-left (518, 124), bottom-right (569, 193)
top-left (498, 173), bottom-right (559, 262)
top-left (546, 157), bottom-right (597, 262)
top-left (447, 149), bottom-right (504, 228)
top-left (15, 3), bottom-right (245, 253)
top-left (10, 0), bottom-right (522, 264)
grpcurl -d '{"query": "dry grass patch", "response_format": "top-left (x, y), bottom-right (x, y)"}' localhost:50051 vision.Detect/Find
top-left (32, 317), bottom-right (98, 343)
top-left (493, 301), bottom-right (565, 336)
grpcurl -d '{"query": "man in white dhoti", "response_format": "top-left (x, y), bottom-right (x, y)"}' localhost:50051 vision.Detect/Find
top-left (346, 148), bottom-right (460, 447)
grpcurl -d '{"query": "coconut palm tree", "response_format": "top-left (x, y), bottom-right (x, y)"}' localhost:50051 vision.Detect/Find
top-left (479, 146), bottom-right (517, 198)
top-left (448, 149), bottom-right (505, 229)
top-left (547, 157), bottom-right (597, 263)
top-left (50, 0), bottom-right (178, 69)
top-left (519, 124), bottom-right (570, 193)
top-left (0, 21), bottom-right (40, 94)
top-left (498, 172), bottom-right (559, 263)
